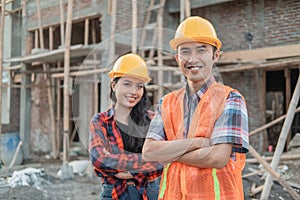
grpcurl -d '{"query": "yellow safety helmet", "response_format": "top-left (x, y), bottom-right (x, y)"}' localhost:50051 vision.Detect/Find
top-left (108, 53), bottom-right (151, 83)
top-left (170, 16), bottom-right (222, 51)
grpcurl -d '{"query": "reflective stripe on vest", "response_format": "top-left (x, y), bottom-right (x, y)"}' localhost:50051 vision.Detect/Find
top-left (212, 168), bottom-right (221, 200)
top-left (159, 163), bottom-right (170, 199)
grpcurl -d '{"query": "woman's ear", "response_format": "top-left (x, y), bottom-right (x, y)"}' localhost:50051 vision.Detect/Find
top-left (111, 81), bottom-right (116, 91)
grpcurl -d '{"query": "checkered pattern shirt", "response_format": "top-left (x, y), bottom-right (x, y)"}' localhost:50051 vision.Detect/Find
top-left (147, 77), bottom-right (249, 156)
top-left (89, 107), bottom-right (163, 200)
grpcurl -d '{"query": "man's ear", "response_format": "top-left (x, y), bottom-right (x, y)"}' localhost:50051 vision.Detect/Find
top-left (175, 53), bottom-right (179, 63)
top-left (213, 50), bottom-right (220, 62)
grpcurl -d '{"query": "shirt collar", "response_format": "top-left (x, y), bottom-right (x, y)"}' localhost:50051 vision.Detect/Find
top-left (104, 106), bottom-right (115, 121)
top-left (185, 76), bottom-right (216, 100)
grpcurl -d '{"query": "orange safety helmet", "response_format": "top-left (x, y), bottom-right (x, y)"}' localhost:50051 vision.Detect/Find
top-left (108, 53), bottom-right (151, 83)
top-left (169, 16), bottom-right (222, 51)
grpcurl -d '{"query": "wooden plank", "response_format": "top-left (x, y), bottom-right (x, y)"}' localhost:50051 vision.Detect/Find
top-left (51, 67), bottom-right (109, 78)
top-left (184, 0), bottom-right (191, 17)
top-left (157, 0), bottom-right (165, 101)
top-left (109, 0), bottom-right (116, 61)
top-left (56, 62), bottom-right (62, 158)
top-left (92, 18), bottom-right (97, 43)
top-left (0, 0), bottom-right (5, 133)
top-left (220, 44), bottom-right (300, 61)
top-left (36, 0), bottom-right (44, 49)
top-left (63, 0), bottom-right (73, 164)
top-left (5, 44), bottom-right (96, 63)
top-left (84, 18), bottom-right (89, 45)
top-left (260, 74), bottom-right (300, 199)
top-left (250, 107), bottom-right (300, 136)
top-left (49, 26), bottom-right (53, 50)
top-left (34, 30), bottom-right (38, 48)
top-left (180, 0), bottom-right (185, 21)
top-left (3, 64), bottom-right (22, 71)
top-left (59, 0), bottom-right (65, 47)
top-left (249, 145), bottom-right (300, 200)
top-left (242, 169), bottom-right (265, 178)
top-left (246, 154), bottom-right (300, 164)
top-left (218, 57), bottom-right (300, 73)
top-left (131, 0), bottom-right (137, 53)
top-left (5, 7), bottom-right (22, 16)
top-left (285, 68), bottom-right (292, 149)
top-left (0, 0), bottom-right (14, 7)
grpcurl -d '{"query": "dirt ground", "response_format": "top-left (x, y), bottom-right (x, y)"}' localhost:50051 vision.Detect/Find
top-left (0, 156), bottom-right (101, 200)
top-left (1, 149), bottom-right (300, 200)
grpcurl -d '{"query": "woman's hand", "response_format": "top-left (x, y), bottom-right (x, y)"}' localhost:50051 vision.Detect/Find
top-left (103, 148), bottom-right (134, 179)
top-left (115, 171), bottom-right (134, 179)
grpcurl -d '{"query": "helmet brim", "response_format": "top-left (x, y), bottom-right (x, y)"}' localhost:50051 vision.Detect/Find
top-left (109, 71), bottom-right (151, 83)
top-left (170, 36), bottom-right (222, 51)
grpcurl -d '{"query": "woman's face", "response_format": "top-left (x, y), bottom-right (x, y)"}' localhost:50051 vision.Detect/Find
top-left (112, 76), bottom-right (144, 109)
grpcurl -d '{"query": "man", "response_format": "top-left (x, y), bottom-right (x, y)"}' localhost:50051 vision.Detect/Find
top-left (142, 16), bottom-right (249, 200)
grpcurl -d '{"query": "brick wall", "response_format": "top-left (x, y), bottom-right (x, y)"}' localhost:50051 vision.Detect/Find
top-left (116, 0), bottom-right (149, 32)
top-left (2, 88), bottom-right (20, 133)
top-left (221, 71), bottom-right (263, 150)
top-left (27, 0), bottom-right (96, 29)
top-left (26, 0), bottom-right (148, 35)
top-left (191, 0), bottom-right (300, 51)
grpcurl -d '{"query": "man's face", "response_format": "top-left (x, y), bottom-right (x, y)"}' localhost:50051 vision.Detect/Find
top-left (175, 42), bottom-right (219, 84)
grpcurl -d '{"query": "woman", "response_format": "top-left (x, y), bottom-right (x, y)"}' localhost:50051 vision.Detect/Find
top-left (89, 53), bottom-right (163, 200)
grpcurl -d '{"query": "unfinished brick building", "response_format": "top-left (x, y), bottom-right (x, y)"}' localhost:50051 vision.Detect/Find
top-left (1, 0), bottom-right (299, 162)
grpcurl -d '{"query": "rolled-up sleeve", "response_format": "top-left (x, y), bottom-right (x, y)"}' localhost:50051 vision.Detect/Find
top-left (210, 92), bottom-right (249, 153)
top-left (146, 100), bottom-right (166, 141)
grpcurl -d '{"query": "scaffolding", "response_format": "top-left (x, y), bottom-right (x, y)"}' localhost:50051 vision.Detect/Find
top-left (1, 0), bottom-right (300, 197)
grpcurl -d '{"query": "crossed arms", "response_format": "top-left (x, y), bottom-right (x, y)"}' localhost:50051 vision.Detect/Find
top-left (142, 138), bottom-right (233, 169)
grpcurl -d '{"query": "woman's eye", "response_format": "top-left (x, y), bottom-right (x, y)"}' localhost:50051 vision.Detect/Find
top-left (123, 83), bottom-right (131, 86)
top-left (137, 85), bottom-right (143, 89)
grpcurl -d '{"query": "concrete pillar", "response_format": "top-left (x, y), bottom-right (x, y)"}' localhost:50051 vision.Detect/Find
top-left (19, 63), bottom-right (31, 160)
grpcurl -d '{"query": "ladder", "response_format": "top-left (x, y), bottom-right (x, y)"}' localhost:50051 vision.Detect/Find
top-left (139, 0), bottom-right (166, 62)
top-left (138, 0), bottom-right (166, 102)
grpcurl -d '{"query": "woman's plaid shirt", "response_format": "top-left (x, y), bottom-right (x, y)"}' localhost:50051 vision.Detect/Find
top-left (89, 107), bottom-right (163, 199)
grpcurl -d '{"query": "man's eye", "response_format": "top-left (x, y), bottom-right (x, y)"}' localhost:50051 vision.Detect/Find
top-left (123, 83), bottom-right (131, 86)
top-left (197, 49), bottom-right (206, 54)
top-left (180, 50), bottom-right (190, 55)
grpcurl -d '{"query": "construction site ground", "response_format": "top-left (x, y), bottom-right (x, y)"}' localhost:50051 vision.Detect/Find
top-left (0, 147), bottom-right (300, 200)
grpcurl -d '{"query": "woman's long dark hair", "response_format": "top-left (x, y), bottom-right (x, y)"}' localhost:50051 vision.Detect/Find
top-left (110, 77), bottom-right (151, 152)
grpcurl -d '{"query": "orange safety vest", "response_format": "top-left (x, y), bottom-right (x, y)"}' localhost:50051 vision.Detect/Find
top-left (159, 82), bottom-right (246, 200)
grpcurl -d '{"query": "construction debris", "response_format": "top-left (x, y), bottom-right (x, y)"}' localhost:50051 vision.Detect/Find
top-left (288, 133), bottom-right (300, 150)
